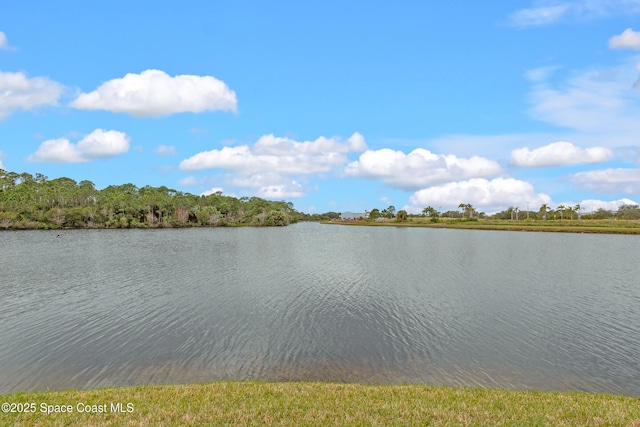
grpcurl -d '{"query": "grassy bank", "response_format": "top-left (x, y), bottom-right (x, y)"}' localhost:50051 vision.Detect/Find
top-left (326, 218), bottom-right (640, 234)
top-left (1, 381), bottom-right (639, 426)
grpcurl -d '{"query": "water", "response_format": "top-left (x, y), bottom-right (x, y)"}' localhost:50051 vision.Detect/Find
top-left (1, 223), bottom-right (639, 395)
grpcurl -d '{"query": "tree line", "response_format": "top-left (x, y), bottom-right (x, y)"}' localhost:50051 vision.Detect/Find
top-left (361, 202), bottom-right (640, 222)
top-left (0, 169), bottom-right (300, 229)
top-left (492, 203), bottom-right (640, 221)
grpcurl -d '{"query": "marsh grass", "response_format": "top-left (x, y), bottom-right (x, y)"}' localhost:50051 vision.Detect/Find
top-left (327, 218), bottom-right (640, 234)
top-left (1, 381), bottom-right (639, 426)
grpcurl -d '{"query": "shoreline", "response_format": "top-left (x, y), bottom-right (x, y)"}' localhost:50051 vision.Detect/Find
top-left (2, 381), bottom-right (639, 426)
top-left (324, 219), bottom-right (640, 234)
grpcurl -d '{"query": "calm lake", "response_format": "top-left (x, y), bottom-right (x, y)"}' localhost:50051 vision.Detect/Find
top-left (1, 223), bottom-right (639, 395)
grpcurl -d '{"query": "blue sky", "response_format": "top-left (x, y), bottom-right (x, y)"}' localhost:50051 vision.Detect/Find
top-left (1, 0), bottom-right (639, 214)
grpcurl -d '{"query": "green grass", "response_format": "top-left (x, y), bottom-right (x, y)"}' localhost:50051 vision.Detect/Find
top-left (327, 218), bottom-right (640, 234)
top-left (1, 381), bottom-right (639, 426)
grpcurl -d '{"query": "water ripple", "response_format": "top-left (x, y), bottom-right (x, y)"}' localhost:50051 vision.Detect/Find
top-left (1, 225), bottom-right (639, 395)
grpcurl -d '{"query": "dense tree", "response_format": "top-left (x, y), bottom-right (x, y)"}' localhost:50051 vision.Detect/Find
top-left (618, 204), bottom-right (640, 220)
top-left (381, 205), bottom-right (396, 219)
top-left (592, 208), bottom-right (612, 219)
top-left (0, 169), bottom-right (300, 229)
top-left (422, 206), bottom-right (438, 217)
top-left (396, 210), bottom-right (408, 222)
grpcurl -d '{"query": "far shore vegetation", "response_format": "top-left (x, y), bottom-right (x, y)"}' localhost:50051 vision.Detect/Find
top-left (329, 203), bottom-right (640, 234)
top-left (3, 168), bottom-right (639, 234)
top-left (0, 169), bottom-right (304, 229)
top-left (2, 381), bottom-right (639, 426)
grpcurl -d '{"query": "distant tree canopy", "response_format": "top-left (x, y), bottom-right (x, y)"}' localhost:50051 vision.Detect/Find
top-left (297, 211), bottom-right (341, 221)
top-left (491, 204), bottom-right (640, 221)
top-left (617, 204), bottom-right (640, 220)
top-left (0, 169), bottom-right (300, 229)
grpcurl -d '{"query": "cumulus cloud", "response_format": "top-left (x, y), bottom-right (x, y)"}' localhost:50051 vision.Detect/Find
top-left (179, 133), bottom-right (364, 199)
top-left (27, 129), bottom-right (130, 163)
top-left (0, 150), bottom-right (5, 169)
top-left (0, 71), bottom-right (64, 120)
top-left (155, 145), bottom-right (177, 156)
top-left (566, 198), bottom-right (640, 212)
top-left (179, 132), bottom-right (366, 174)
top-left (510, 141), bottom-right (613, 167)
top-left (201, 187), bottom-right (225, 196)
top-left (609, 28), bottom-right (640, 49)
top-left (70, 69), bottom-right (237, 117)
top-left (409, 178), bottom-right (552, 214)
top-left (255, 181), bottom-right (305, 199)
top-left (228, 173), bottom-right (307, 199)
top-left (570, 168), bottom-right (640, 193)
top-left (345, 148), bottom-right (502, 190)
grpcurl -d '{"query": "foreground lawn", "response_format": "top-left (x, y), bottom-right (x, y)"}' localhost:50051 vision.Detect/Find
top-left (1, 381), bottom-right (639, 426)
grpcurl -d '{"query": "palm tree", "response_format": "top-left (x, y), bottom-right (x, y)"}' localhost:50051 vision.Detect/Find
top-left (539, 203), bottom-right (550, 220)
top-left (574, 203), bottom-right (581, 220)
top-left (422, 206), bottom-right (438, 217)
top-left (558, 204), bottom-right (565, 220)
top-left (465, 203), bottom-right (475, 219)
top-left (458, 203), bottom-right (466, 218)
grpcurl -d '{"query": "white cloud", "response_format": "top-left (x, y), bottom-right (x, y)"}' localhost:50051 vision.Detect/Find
top-left (255, 181), bottom-right (305, 199)
top-left (228, 173), bottom-right (307, 199)
top-left (510, 141), bottom-right (613, 167)
top-left (0, 150), bottom-right (5, 169)
top-left (0, 31), bottom-right (9, 50)
top-left (525, 66), bottom-right (561, 82)
top-left (0, 71), bottom-right (64, 120)
top-left (179, 132), bottom-right (366, 174)
top-left (201, 187), bottom-right (225, 196)
top-left (570, 168), bottom-right (640, 193)
top-left (27, 129), bottom-right (130, 163)
top-left (409, 178), bottom-right (552, 214)
top-left (229, 172), bottom-right (284, 188)
top-left (609, 28), bottom-right (640, 50)
top-left (565, 198), bottom-right (639, 211)
top-left (527, 60), bottom-right (640, 134)
top-left (155, 145), bottom-right (177, 156)
top-left (252, 131), bottom-right (366, 155)
top-left (178, 176), bottom-right (198, 186)
top-left (70, 69), bottom-right (237, 117)
top-left (509, 4), bottom-right (570, 27)
top-left (345, 148), bottom-right (502, 190)
top-left (509, 1), bottom-right (640, 27)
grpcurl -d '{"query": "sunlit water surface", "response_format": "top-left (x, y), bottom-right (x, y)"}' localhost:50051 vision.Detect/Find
top-left (1, 223), bottom-right (639, 395)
